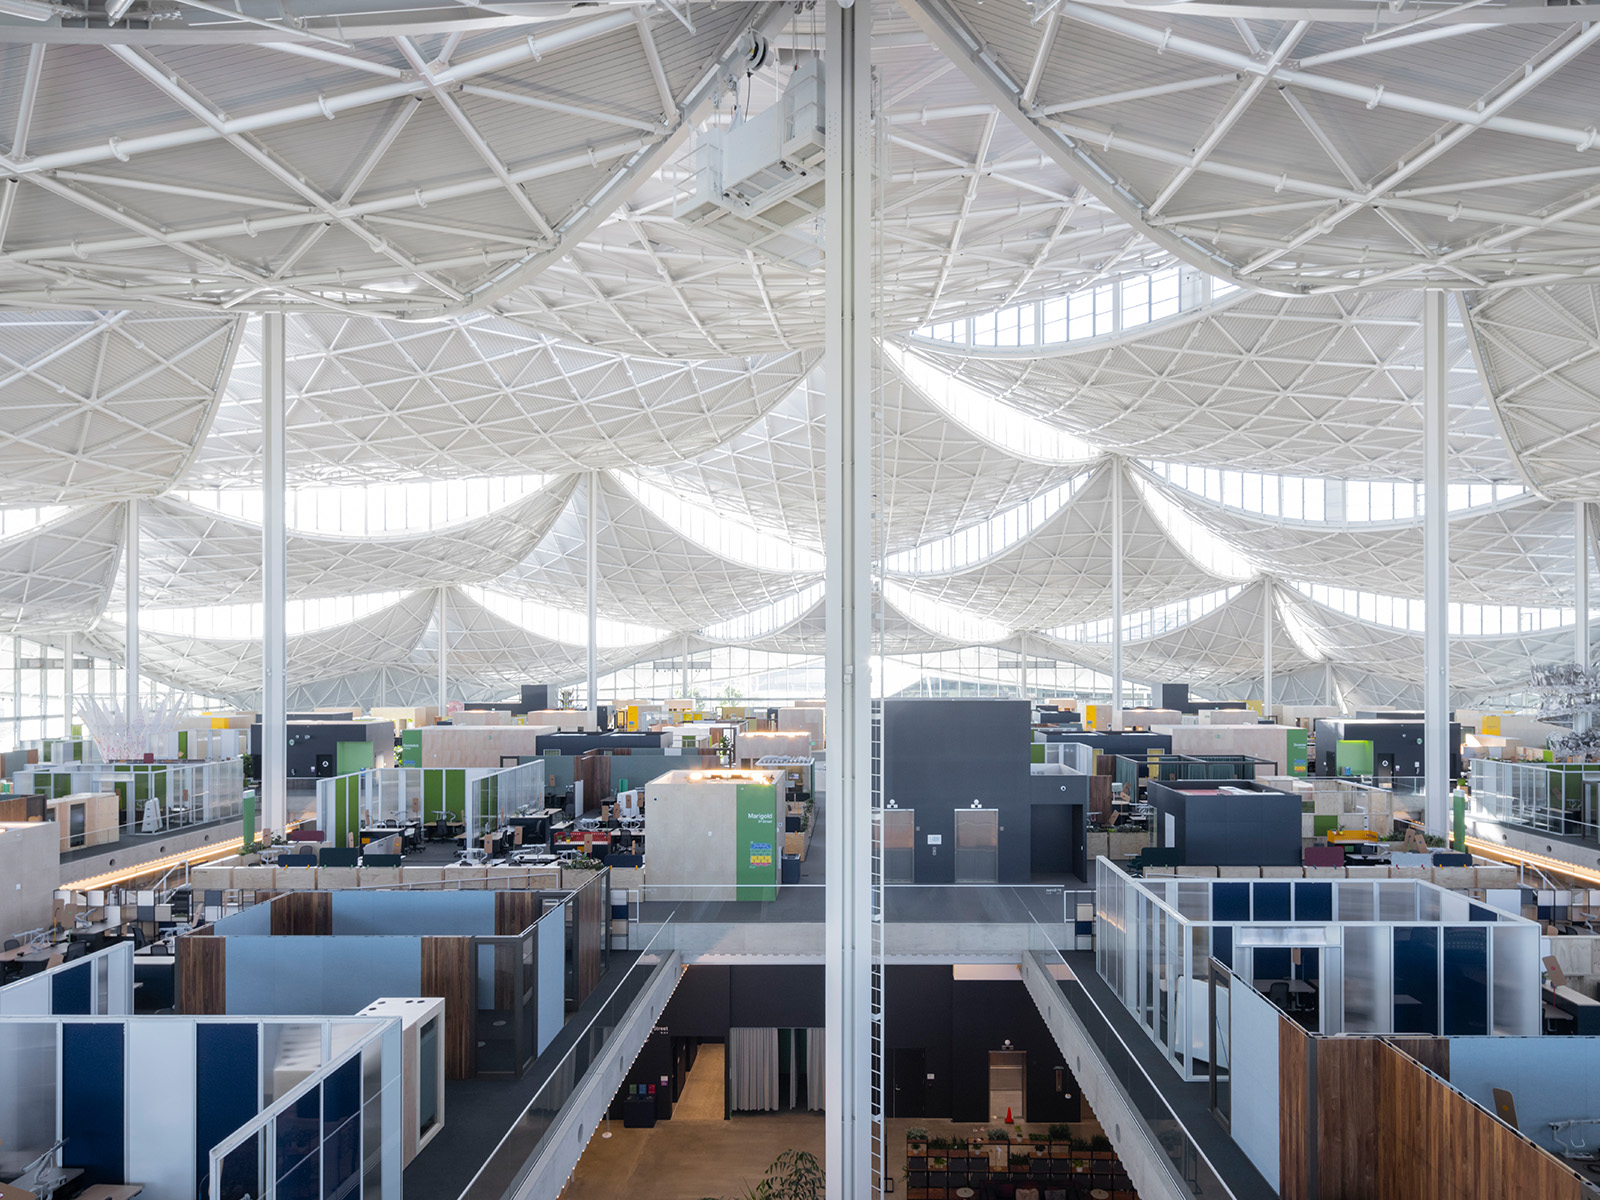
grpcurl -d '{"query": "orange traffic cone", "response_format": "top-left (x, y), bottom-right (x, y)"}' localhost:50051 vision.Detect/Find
top-left (1004, 1107), bottom-right (1014, 1124)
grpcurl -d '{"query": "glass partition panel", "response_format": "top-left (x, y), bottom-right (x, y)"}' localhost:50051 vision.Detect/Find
top-left (274, 1085), bottom-right (322, 1200)
top-left (1378, 882), bottom-right (1418, 923)
top-left (215, 1130), bottom-right (263, 1200)
top-left (1491, 923), bottom-right (1540, 1035)
top-left (1336, 881), bottom-right (1374, 922)
top-left (1342, 925), bottom-right (1383, 1033)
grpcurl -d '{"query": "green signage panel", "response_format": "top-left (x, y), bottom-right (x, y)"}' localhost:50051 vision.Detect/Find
top-left (735, 783), bottom-right (778, 902)
top-left (1287, 728), bottom-right (1309, 776)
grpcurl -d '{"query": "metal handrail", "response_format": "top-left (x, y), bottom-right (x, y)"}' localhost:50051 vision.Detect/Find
top-left (1026, 919), bottom-right (1243, 1200)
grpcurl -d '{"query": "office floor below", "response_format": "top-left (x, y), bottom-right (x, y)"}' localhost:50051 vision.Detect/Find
top-left (558, 1111), bottom-right (825, 1200)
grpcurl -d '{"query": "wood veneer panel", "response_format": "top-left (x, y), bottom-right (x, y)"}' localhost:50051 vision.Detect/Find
top-left (574, 878), bottom-right (605, 1007)
top-left (495, 890), bottom-right (540, 936)
top-left (1388, 1036), bottom-right (1450, 1080)
top-left (176, 931), bottom-right (226, 1015)
top-left (1278, 1015), bottom-right (1311, 1200)
top-left (1315, 1037), bottom-right (1380, 1200)
top-left (269, 889), bottom-right (331, 935)
top-left (421, 935), bottom-right (474, 1079)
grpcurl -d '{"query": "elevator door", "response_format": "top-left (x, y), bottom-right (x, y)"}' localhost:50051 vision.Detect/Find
top-left (989, 1050), bottom-right (1026, 1123)
top-left (955, 808), bottom-right (999, 883)
top-left (883, 808), bottom-right (915, 883)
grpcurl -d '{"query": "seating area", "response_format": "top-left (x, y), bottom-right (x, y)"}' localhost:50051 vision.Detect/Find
top-left (904, 1130), bottom-right (1132, 1200)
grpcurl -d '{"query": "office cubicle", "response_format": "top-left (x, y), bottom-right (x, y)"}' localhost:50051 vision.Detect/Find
top-left (315, 758), bottom-right (546, 849)
top-left (0, 942), bottom-right (133, 1015)
top-left (0, 1012), bottom-right (401, 1200)
top-left (1096, 858), bottom-right (1540, 1081)
top-left (180, 870), bottom-right (610, 1080)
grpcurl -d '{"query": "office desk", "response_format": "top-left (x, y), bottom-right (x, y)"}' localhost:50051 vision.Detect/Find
top-left (74, 1186), bottom-right (144, 1199)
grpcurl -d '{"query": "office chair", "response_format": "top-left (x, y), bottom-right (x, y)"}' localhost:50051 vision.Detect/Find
top-left (1268, 980), bottom-right (1291, 1011)
top-left (2, 938), bottom-right (18, 951)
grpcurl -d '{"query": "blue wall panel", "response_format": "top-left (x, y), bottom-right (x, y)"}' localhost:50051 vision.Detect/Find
top-left (196, 1022), bottom-right (260, 1190)
top-left (51, 961), bottom-right (92, 1015)
top-left (329, 890), bottom-right (495, 936)
top-left (62, 1023), bottom-right (124, 1186)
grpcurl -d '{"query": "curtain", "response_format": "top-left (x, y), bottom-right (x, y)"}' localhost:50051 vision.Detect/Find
top-left (728, 1027), bottom-right (780, 1111)
top-left (806, 1027), bottom-right (825, 1110)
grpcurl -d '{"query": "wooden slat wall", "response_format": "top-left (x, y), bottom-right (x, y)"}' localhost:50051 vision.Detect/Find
top-left (1278, 1015), bottom-right (1312, 1200)
top-left (1389, 1036), bottom-right (1450, 1080)
top-left (421, 935), bottom-right (474, 1079)
top-left (1315, 1037), bottom-right (1380, 1200)
top-left (269, 890), bottom-right (332, 936)
top-left (1376, 1041), bottom-right (1584, 1200)
top-left (574, 880), bottom-right (605, 1007)
top-left (176, 931), bottom-right (226, 1014)
top-left (1287, 1031), bottom-right (1581, 1200)
top-left (494, 890), bottom-right (540, 936)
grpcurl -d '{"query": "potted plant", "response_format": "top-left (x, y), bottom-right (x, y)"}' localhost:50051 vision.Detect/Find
top-left (1088, 1133), bottom-right (1114, 1160)
top-left (906, 1128), bottom-right (929, 1156)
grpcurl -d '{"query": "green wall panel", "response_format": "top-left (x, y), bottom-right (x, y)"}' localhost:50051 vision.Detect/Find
top-left (735, 783), bottom-right (778, 901)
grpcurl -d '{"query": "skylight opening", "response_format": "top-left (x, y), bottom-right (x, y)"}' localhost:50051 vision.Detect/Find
top-left (172, 475), bottom-right (551, 538)
top-left (1048, 585), bottom-right (1245, 643)
top-left (880, 580), bottom-right (1009, 644)
top-left (614, 473), bottom-right (825, 574)
top-left (1288, 581), bottom-right (1587, 638)
top-left (1132, 476), bottom-right (1257, 580)
top-left (0, 506), bottom-right (73, 540)
top-left (911, 264), bottom-right (1232, 352)
top-left (885, 343), bottom-right (1095, 462)
top-left (1147, 462), bottom-right (1526, 524)
top-left (139, 591), bottom-right (413, 640)
top-left (702, 582), bottom-right (825, 642)
top-left (883, 474), bottom-right (1089, 574)
top-left (465, 586), bottom-right (669, 647)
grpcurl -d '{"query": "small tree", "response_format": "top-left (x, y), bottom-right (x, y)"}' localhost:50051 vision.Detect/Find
top-left (704, 1149), bottom-right (823, 1200)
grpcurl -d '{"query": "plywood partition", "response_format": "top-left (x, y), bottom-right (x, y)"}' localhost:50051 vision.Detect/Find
top-left (421, 935), bottom-right (474, 1079)
top-left (269, 890), bottom-right (332, 936)
top-left (176, 931), bottom-right (226, 1015)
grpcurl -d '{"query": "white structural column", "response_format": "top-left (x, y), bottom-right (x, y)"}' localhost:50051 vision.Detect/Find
top-left (262, 311), bottom-right (288, 836)
top-left (681, 633), bottom-right (691, 701)
top-left (1262, 579), bottom-right (1274, 714)
top-left (436, 587), bottom-right (449, 715)
top-left (62, 631), bottom-right (74, 739)
top-left (1579, 502), bottom-right (1591, 672)
top-left (824, 1), bottom-right (873, 1196)
top-left (124, 500), bottom-right (139, 712)
top-left (1019, 631), bottom-right (1029, 700)
top-left (1422, 290), bottom-right (1449, 835)
top-left (586, 470), bottom-right (599, 712)
top-left (1110, 460), bottom-right (1124, 718)
top-left (1578, 502), bottom-right (1591, 737)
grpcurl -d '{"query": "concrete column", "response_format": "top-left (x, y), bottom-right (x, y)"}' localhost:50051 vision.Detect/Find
top-left (824, 1), bottom-right (874, 1195)
top-left (124, 499), bottom-right (139, 712)
top-left (1422, 290), bottom-right (1450, 834)
top-left (262, 311), bottom-right (288, 835)
top-left (587, 470), bottom-right (599, 711)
